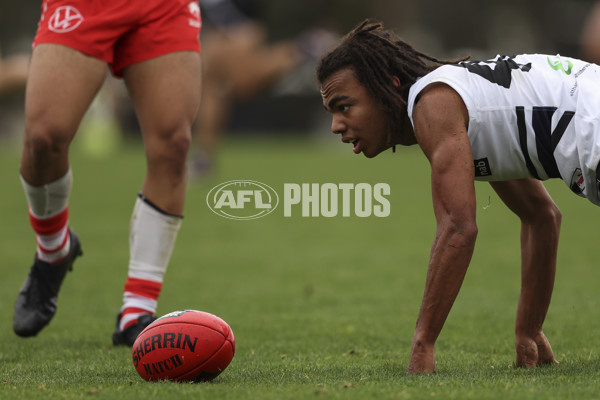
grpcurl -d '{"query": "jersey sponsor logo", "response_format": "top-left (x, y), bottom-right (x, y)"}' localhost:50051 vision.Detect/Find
top-left (547, 55), bottom-right (573, 75)
top-left (48, 6), bottom-right (84, 33)
top-left (570, 168), bottom-right (585, 196)
top-left (474, 158), bottom-right (492, 177)
top-left (188, 1), bottom-right (202, 29)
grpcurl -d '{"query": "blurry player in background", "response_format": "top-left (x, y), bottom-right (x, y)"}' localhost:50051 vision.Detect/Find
top-left (317, 20), bottom-right (600, 374)
top-left (581, 0), bottom-right (600, 63)
top-left (14, 0), bottom-right (202, 347)
top-left (0, 8), bottom-right (29, 97)
top-left (192, 0), bottom-right (336, 177)
top-left (0, 50), bottom-right (28, 96)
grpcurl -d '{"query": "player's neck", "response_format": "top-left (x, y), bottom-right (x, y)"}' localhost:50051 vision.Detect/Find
top-left (394, 112), bottom-right (417, 146)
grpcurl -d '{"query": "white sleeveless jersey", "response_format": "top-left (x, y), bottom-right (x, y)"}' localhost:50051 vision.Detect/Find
top-left (407, 54), bottom-right (600, 205)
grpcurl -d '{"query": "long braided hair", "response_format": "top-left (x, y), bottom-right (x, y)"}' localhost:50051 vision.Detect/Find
top-left (317, 19), bottom-right (468, 140)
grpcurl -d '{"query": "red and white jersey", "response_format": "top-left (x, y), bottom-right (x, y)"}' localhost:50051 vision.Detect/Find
top-left (407, 54), bottom-right (600, 205)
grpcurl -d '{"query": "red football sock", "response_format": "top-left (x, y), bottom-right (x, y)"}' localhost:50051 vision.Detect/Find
top-left (29, 207), bottom-right (70, 264)
top-left (119, 277), bottom-right (162, 331)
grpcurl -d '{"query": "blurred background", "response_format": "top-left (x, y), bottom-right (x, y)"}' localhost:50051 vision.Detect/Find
top-left (1, 0), bottom-right (599, 158)
top-left (2, 2), bottom-right (600, 380)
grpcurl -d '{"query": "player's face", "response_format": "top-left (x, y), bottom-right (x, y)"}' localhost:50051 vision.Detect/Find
top-left (321, 68), bottom-right (392, 158)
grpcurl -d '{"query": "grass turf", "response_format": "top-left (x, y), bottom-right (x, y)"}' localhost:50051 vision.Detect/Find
top-left (0, 134), bottom-right (599, 399)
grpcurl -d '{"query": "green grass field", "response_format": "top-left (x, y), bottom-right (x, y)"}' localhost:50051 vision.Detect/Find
top-left (1, 133), bottom-right (599, 399)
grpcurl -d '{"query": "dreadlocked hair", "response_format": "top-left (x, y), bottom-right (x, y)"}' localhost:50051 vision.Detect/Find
top-left (317, 19), bottom-right (469, 140)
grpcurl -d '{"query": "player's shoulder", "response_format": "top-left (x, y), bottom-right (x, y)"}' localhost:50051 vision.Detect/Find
top-left (409, 63), bottom-right (467, 96)
top-left (407, 65), bottom-right (469, 121)
top-left (412, 82), bottom-right (468, 128)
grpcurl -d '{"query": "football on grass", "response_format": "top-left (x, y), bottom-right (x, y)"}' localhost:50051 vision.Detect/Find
top-left (132, 310), bottom-right (235, 382)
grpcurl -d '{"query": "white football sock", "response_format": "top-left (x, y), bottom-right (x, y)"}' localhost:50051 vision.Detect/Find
top-left (21, 170), bottom-right (72, 263)
top-left (127, 194), bottom-right (182, 282)
top-left (119, 194), bottom-right (182, 330)
top-left (21, 169), bottom-right (72, 218)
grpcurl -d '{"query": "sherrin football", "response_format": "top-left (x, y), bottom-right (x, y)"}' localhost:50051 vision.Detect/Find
top-left (132, 310), bottom-right (235, 382)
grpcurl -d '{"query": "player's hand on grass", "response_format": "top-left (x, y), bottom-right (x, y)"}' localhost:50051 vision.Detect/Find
top-left (406, 340), bottom-right (436, 374)
top-left (515, 331), bottom-right (559, 368)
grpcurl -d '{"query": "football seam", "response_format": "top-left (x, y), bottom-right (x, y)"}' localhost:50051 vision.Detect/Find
top-left (140, 321), bottom-right (230, 338)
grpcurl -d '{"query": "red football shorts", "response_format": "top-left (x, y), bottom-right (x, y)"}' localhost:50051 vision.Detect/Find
top-left (33, 0), bottom-right (202, 77)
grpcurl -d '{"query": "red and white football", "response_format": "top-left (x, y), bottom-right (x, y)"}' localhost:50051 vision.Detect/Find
top-left (132, 310), bottom-right (235, 382)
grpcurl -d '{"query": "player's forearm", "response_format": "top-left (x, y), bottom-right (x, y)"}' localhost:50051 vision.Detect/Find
top-left (407, 242), bottom-right (476, 374)
top-left (415, 227), bottom-right (477, 341)
top-left (515, 213), bottom-right (560, 336)
top-left (408, 225), bottom-right (477, 374)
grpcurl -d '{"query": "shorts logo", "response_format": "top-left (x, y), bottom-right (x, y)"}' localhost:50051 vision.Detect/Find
top-left (206, 180), bottom-right (279, 220)
top-left (48, 6), bottom-right (84, 33)
top-left (474, 157), bottom-right (492, 177)
top-left (188, 2), bottom-right (201, 29)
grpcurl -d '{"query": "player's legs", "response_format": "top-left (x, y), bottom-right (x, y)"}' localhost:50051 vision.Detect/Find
top-left (21, 44), bottom-right (107, 184)
top-left (112, 51), bottom-right (201, 345)
top-left (191, 72), bottom-right (232, 177)
top-left (124, 51), bottom-right (201, 214)
top-left (15, 44), bottom-right (107, 337)
top-left (490, 179), bottom-right (560, 368)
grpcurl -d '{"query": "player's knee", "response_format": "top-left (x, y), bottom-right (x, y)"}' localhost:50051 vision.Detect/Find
top-left (23, 123), bottom-right (70, 158)
top-left (549, 204), bottom-right (561, 224)
top-left (538, 202), bottom-right (562, 229)
top-left (164, 130), bottom-right (191, 161)
top-left (148, 128), bottom-right (191, 171)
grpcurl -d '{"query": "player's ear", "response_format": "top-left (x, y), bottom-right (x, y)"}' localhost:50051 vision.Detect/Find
top-left (392, 76), bottom-right (401, 88)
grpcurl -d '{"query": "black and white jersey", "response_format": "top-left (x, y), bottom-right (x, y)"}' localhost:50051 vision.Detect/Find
top-left (407, 54), bottom-right (600, 205)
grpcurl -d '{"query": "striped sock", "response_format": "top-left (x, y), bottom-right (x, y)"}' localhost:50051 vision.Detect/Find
top-left (119, 278), bottom-right (162, 331)
top-left (21, 170), bottom-right (72, 264)
top-left (29, 207), bottom-right (71, 264)
top-left (118, 194), bottom-right (182, 331)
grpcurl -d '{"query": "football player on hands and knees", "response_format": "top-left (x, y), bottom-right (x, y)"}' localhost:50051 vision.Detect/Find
top-left (316, 20), bottom-right (600, 373)
top-left (14, 0), bottom-right (202, 346)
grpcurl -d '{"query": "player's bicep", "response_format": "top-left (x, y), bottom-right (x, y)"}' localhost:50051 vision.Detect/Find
top-left (428, 139), bottom-right (477, 229)
top-left (413, 84), bottom-right (476, 225)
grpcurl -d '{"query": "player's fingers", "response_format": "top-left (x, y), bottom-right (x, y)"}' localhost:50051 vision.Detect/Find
top-left (535, 332), bottom-right (559, 366)
top-left (515, 338), bottom-right (538, 369)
